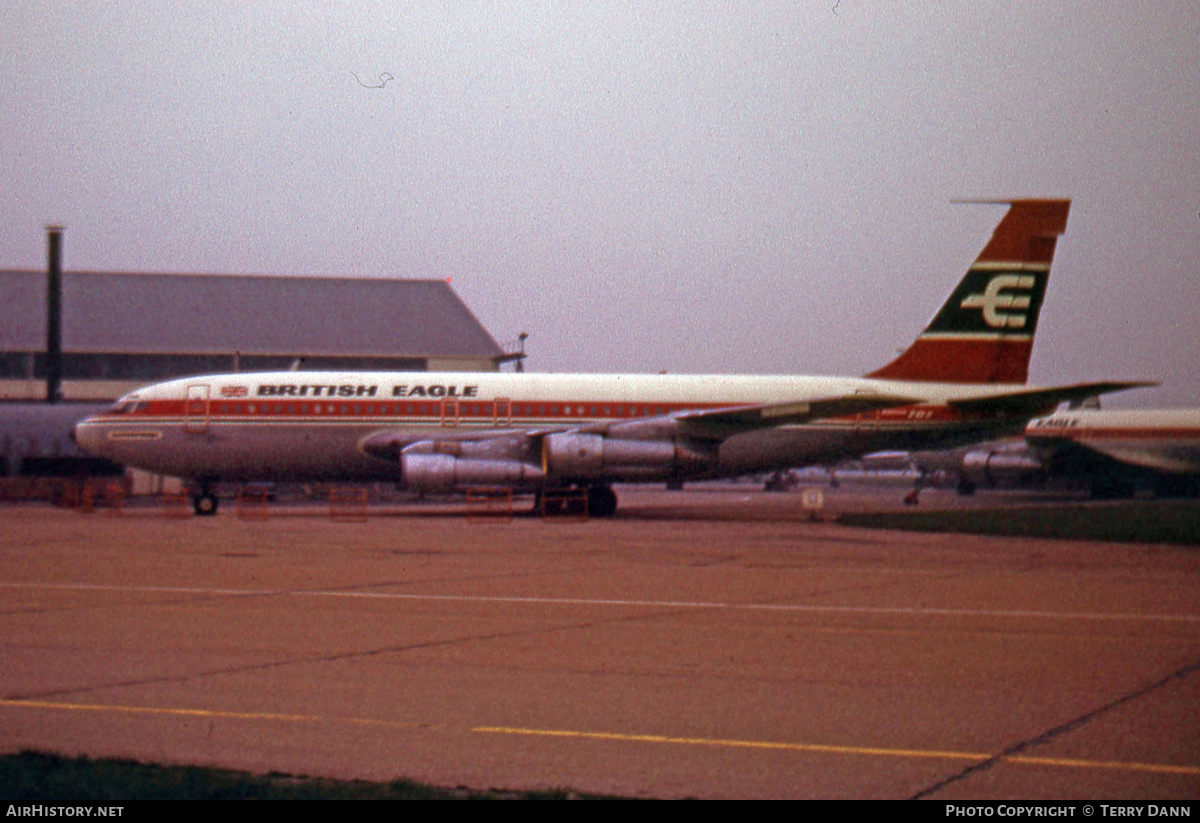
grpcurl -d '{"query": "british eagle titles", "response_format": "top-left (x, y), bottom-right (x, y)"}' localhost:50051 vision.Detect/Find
top-left (255, 383), bottom-right (480, 399)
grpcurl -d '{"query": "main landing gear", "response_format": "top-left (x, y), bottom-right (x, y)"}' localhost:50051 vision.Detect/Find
top-left (534, 484), bottom-right (619, 517)
top-left (586, 485), bottom-right (618, 518)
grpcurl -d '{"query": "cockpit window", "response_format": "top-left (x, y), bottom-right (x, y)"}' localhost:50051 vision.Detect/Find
top-left (107, 398), bottom-right (144, 415)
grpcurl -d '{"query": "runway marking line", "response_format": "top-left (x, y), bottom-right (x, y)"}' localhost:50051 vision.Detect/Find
top-left (3, 581), bottom-right (1199, 624)
top-left (0, 698), bottom-right (427, 732)
top-left (474, 726), bottom-right (1200, 776)
top-left (2, 698), bottom-right (1196, 777)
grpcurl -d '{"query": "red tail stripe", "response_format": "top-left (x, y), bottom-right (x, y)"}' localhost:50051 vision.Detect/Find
top-left (975, 199), bottom-right (1070, 264)
top-left (867, 338), bottom-right (1034, 384)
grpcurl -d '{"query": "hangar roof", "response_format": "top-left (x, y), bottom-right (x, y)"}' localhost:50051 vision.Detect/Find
top-left (0, 271), bottom-right (504, 359)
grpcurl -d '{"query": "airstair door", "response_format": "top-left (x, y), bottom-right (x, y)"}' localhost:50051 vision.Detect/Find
top-left (185, 384), bottom-right (210, 434)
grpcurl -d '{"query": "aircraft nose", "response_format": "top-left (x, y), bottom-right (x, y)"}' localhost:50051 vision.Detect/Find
top-left (72, 419), bottom-right (101, 455)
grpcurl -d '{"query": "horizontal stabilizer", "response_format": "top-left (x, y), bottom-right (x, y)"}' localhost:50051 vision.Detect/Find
top-left (948, 381), bottom-right (1154, 417)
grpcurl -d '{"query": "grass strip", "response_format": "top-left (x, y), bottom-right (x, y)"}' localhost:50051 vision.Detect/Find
top-left (838, 500), bottom-right (1200, 545)
top-left (0, 750), bottom-right (621, 800)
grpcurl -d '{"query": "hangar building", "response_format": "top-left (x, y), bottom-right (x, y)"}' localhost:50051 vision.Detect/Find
top-left (0, 265), bottom-right (516, 480)
top-left (0, 270), bottom-right (512, 403)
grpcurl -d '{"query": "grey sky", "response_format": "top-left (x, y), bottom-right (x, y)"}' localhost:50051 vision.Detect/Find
top-left (3, 2), bottom-right (1197, 406)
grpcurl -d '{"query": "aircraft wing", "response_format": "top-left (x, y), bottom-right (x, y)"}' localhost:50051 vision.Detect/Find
top-left (947, 381), bottom-right (1154, 417)
top-left (565, 392), bottom-right (919, 440)
top-left (668, 393), bottom-right (920, 439)
top-left (359, 392), bottom-right (918, 460)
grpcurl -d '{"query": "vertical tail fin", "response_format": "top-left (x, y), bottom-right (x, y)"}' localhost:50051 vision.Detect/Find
top-left (866, 199), bottom-right (1070, 384)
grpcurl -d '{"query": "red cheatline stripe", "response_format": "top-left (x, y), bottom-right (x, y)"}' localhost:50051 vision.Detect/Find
top-left (1043, 428), bottom-right (1200, 441)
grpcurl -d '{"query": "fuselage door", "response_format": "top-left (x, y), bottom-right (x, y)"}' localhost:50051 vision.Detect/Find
top-left (494, 397), bottom-right (511, 427)
top-left (185, 384), bottom-right (210, 434)
top-left (440, 398), bottom-right (459, 427)
top-left (854, 410), bottom-right (879, 432)
top-left (853, 390), bottom-right (880, 443)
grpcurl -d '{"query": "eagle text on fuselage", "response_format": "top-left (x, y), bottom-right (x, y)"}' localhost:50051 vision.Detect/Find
top-left (256, 383), bottom-right (480, 399)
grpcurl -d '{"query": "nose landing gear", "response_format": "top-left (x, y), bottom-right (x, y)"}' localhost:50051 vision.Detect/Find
top-left (192, 483), bottom-right (219, 516)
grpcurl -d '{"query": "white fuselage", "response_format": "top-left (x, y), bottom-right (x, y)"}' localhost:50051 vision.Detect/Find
top-left (74, 370), bottom-right (1043, 487)
top-left (1026, 409), bottom-right (1200, 475)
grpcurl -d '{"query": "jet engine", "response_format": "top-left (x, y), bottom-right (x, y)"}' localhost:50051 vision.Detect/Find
top-left (540, 432), bottom-right (711, 481)
top-left (361, 429), bottom-right (714, 493)
top-left (359, 433), bottom-right (544, 494)
top-left (400, 452), bottom-right (544, 494)
top-left (959, 446), bottom-right (1046, 490)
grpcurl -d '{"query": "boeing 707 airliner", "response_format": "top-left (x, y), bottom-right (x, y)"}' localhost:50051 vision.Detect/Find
top-left (74, 199), bottom-right (1146, 515)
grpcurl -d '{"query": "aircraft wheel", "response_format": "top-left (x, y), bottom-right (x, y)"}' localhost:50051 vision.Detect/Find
top-left (587, 485), bottom-right (618, 517)
top-left (956, 478), bottom-right (976, 496)
top-left (193, 492), bottom-right (219, 516)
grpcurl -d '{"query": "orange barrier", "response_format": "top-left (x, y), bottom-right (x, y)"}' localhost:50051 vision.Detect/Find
top-left (162, 490), bottom-right (190, 519)
top-left (75, 481), bottom-right (124, 515)
top-left (52, 480), bottom-right (80, 509)
top-left (102, 481), bottom-right (125, 515)
top-left (236, 486), bottom-right (270, 520)
top-left (77, 483), bottom-right (96, 514)
top-left (1, 477), bottom-right (128, 512)
top-left (466, 487), bottom-right (514, 523)
top-left (0, 478), bottom-right (34, 501)
top-left (538, 488), bottom-right (588, 521)
top-left (329, 487), bottom-right (369, 522)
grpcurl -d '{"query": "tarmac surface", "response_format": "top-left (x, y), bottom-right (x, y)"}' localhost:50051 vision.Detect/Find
top-left (1, 484), bottom-right (1198, 799)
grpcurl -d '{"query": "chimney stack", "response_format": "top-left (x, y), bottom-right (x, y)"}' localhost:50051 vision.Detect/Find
top-left (45, 225), bottom-right (64, 403)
